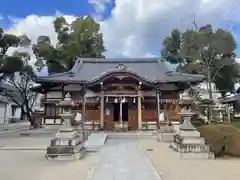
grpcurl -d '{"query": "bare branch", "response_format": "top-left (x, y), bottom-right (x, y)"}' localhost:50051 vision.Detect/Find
top-left (4, 91), bottom-right (22, 107)
top-left (30, 93), bottom-right (37, 109)
top-left (192, 13), bottom-right (198, 30)
top-left (211, 63), bottom-right (225, 82)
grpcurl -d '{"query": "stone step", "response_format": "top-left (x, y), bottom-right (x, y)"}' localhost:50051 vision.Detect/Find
top-left (0, 146), bottom-right (46, 150)
top-left (107, 131), bottom-right (157, 137)
top-left (170, 143), bottom-right (210, 153)
top-left (84, 132), bottom-right (107, 152)
top-left (45, 148), bottom-right (86, 160)
top-left (180, 152), bottom-right (215, 160)
top-left (84, 145), bottom-right (101, 152)
top-left (157, 132), bottom-right (174, 142)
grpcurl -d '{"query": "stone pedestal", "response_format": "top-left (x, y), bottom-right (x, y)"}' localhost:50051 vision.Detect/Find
top-left (46, 93), bottom-right (85, 160)
top-left (170, 110), bottom-right (214, 159)
top-left (157, 124), bottom-right (174, 142)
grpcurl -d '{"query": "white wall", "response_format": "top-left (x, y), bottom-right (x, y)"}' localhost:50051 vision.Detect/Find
top-left (0, 104), bottom-right (7, 124)
top-left (0, 103), bottom-right (21, 124)
top-left (197, 81), bottom-right (217, 91)
top-left (32, 94), bottom-right (43, 110)
top-left (180, 83), bottom-right (222, 102)
top-left (46, 91), bottom-right (62, 99)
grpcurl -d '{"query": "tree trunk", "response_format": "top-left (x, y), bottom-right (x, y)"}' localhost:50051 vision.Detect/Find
top-left (26, 108), bottom-right (34, 125)
top-left (207, 66), bottom-right (213, 123)
top-left (26, 100), bottom-right (38, 129)
top-left (22, 99), bottom-right (35, 127)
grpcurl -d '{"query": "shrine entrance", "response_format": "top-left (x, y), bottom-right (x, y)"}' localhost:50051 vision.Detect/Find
top-left (113, 102), bottom-right (129, 122)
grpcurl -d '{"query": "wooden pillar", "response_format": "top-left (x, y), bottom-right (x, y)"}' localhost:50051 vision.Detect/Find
top-left (138, 90), bottom-right (142, 130)
top-left (164, 103), bottom-right (167, 122)
top-left (156, 88), bottom-right (160, 128)
top-left (43, 92), bottom-right (46, 124)
top-left (61, 84), bottom-right (64, 99)
top-left (82, 85), bottom-right (86, 122)
top-left (100, 92), bottom-right (104, 129)
top-left (120, 99), bottom-right (123, 127)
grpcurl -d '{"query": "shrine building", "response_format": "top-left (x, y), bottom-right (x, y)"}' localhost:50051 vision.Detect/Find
top-left (32, 58), bottom-right (204, 131)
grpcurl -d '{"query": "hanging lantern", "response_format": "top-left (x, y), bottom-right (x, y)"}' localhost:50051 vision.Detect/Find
top-left (106, 96), bottom-right (108, 103)
top-left (122, 97), bottom-right (126, 103)
top-left (133, 97), bottom-right (136, 103)
top-left (114, 98), bottom-right (118, 103)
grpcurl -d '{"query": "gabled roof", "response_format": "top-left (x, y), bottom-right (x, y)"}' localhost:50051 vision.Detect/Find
top-left (0, 82), bottom-right (25, 104)
top-left (220, 94), bottom-right (240, 104)
top-left (36, 58), bottom-right (204, 85)
top-left (0, 94), bottom-right (10, 104)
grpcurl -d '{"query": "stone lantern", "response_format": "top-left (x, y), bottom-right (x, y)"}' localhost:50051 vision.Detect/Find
top-left (58, 92), bottom-right (75, 128)
top-left (178, 108), bottom-right (196, 131)
top-left (46, 93), bottom-right (85, 160)
top-left (170, 108), bottom-right (214, 159)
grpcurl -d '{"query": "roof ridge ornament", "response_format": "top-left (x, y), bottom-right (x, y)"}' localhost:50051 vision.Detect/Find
top-left (68, 71), bottom-right (74, 77)
top-left (166, 71), bottom-right (173, 76)
top-left (116, 63), bottom-right (127, 70)
top-left (65, 92), bottom-right (71, 100)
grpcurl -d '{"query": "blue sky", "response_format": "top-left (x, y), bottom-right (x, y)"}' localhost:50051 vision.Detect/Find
top-left (0, 0), bottom-right (115, 18)
top-left (0, 0), bottom-right (115, 26)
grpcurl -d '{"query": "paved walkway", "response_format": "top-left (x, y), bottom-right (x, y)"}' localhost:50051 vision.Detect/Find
top-left (88, 136), bottom-right (161, 180)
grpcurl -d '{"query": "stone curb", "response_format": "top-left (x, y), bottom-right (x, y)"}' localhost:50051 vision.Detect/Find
top-left (0, 146), bottom-right (46, 150)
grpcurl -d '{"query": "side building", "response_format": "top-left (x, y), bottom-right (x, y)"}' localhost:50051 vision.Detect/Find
top-left (32, 58), bottom-right (204, 130)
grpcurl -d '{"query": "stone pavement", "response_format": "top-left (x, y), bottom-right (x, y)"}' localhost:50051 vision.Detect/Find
top-left (88, 136), bottom-right (161, 180)
top-left (139, 138), bottom-right (240, 180)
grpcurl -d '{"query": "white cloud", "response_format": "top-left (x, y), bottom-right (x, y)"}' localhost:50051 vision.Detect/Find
top-left (101, 0), bottom-right (240, 57)
top-left (0, 15), bottom-right (3, 21)
top-left (4, 12), bottom-right (84, 69)
top-left (4, 0), bottom-right (240, 64)
top-left (88, 0), bottom-right (113, 13)
top-left (5, 13), bottom-right (77, 74)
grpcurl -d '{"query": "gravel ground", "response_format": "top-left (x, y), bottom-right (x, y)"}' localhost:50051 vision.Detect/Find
top-left (138, 138), bottom-right (240, 180)
top-left (0, 127), bottom-right (98, 180)
top-left (0, 150), bottom-right (98, 180)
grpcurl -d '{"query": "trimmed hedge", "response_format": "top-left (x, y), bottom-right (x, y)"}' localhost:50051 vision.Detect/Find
top-left (198, 125), bottom-right (226, 156)
top-left (219, 125), bottom-right (240, 156)
top-left (198, 124), bottom-right (240, 157)
top-left (226, 134), bottom-right (240, 156)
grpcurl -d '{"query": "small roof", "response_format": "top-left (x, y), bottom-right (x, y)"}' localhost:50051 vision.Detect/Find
top-left (0, 95), bottom-right (10, 104)
top-left (36, 58), bottom-right (204, 85)
top-left (220, 95), bottom-right (240, 104)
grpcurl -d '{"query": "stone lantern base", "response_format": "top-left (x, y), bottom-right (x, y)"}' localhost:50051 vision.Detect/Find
top-left (169, 112), bottom-right (215, 159)
top-left (46, 126), bottom-right (85, 160)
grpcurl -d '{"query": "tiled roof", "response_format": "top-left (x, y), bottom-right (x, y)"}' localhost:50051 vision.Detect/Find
top-left (36, 58), bottom-right (204, 85)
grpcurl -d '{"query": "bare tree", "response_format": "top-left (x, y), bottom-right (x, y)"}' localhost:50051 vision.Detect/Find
top-left (4, 52), bottom-right (37, 126)
top-left (161, 23), bottom-right (238, 123)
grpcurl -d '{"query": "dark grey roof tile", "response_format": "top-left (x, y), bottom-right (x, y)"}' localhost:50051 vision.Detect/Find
top-left (220, 95), bottom-right (240, 104)
top-left (36, 58), bottom-right (204, 84)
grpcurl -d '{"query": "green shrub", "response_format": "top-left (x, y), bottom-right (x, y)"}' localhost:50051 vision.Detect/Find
top-left (198, 125), bottom-right (226, 156)
top-left (226, 134), bottom-right (240, 156)
top-left (198, 124), bottom-right (240, 157)
top-left (216, 124), bottom-right (239, 135)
